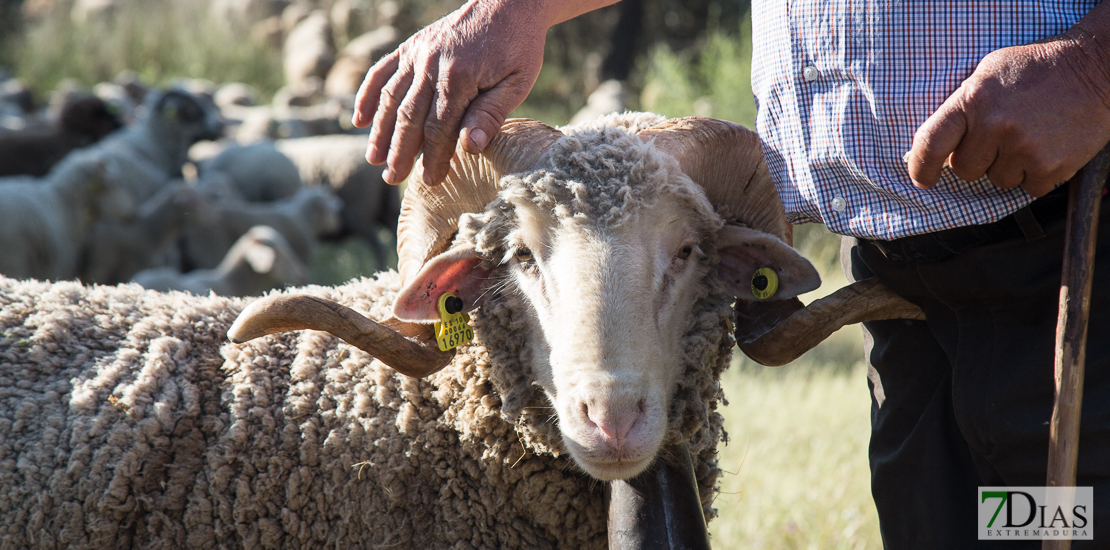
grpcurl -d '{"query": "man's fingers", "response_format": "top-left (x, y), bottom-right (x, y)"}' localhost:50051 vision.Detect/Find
top-left (367, 68), bottom-right (415, 166)
top-left (985, 161), bottom-right (1025, 190)
top-left (948, 141), bottom-right (998, 183)
top-left (353, 51), bottom-right (400, 129)
top-left (457, 79), bottom-right (530, 155)
top-left (418, 75), bottom-right (478, 185)
top-left (384, 70), bottom-right (437, 184)
top-left (907, 97), bottom-right (969, 189)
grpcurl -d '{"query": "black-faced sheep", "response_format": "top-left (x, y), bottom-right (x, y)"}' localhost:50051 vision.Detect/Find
top-left (0, 114), bottom-right (920, 548)
top-left (92, 88), bottom-right (224, 204)
top-left (0, 92), bottom-right (123, 177)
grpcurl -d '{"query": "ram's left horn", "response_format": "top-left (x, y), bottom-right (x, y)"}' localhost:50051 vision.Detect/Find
top-left (228, 294), bottom-right (455, 377)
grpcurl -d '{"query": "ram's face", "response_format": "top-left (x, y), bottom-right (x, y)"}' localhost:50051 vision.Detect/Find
top-left (392, 173), bottom-right (819, 481)
top-left (228, 117), bottom-right (828, 481)
top-left (503, 194), bottom-right (711, 480)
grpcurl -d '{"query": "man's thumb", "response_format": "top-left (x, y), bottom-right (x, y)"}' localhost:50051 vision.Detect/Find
top-left (907, 98), bottom-right (968, 189)
top-left (458, 84), bottom-right (529, 154)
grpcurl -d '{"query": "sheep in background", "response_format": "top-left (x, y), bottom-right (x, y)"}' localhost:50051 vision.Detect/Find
top-left (213, 82), bottom-right (259, 110)
top-left (0, 91), bottom-right (123, 177)
top-left (132, 225), bottom-right (309, 296)
top-left (0, 77), bottom-right (37, 131)
top-left (181, 184), bottom-right (342, 270)
top-left (92, 82), bottom-right (139, 126)
top-left (80, 180), bottom-right (214, 285)
top-left (323, 26), bottom-right (401, 97)
top-left (283, 10), bottom-right (335, 87)
top-left (569, 79), bottom-right (629, 126)
top-left (0, 152), bottom-right (133, 280)
top-left (0, 114), bottom-right (922, 547)
top-left (92, 87), bottom-right (224, 204)
top-left (200, 142), bottom-right (303, 202)
top-left (276, 134), bottom-right (400, 266)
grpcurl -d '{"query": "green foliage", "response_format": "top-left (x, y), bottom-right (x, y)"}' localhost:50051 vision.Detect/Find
top-left (639, 15), bottom-right (756, 127)
top-left (4, 1), bottom-right (283, 101)
top-left (311, 236), bottom-right (397, 286)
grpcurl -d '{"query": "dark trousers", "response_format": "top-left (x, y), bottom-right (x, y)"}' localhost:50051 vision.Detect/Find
top-left (842, 190), bottom-right (1110, 549)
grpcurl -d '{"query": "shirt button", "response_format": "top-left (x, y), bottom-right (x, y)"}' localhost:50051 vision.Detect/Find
top-left (803, 65), bottom-right (819, 82)
top-left (831, 196), bottom-right (847, 212)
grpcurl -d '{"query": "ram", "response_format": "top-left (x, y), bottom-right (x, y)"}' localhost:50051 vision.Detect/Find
top-left (0, 114), bottom-right (920, 548)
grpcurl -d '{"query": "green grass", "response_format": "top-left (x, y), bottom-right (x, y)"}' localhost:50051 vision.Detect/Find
top-left (5, 2), bottom-right (284, 101)
top-left (709, 222), bottom-right (882, 549)
top-left (712, 359), bottom-right (882, 549)
top-left (638, 16), bottom-right (757, 127)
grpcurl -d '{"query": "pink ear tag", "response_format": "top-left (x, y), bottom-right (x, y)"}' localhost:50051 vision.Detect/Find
top-left (434, 293), bottom-right (474, 351)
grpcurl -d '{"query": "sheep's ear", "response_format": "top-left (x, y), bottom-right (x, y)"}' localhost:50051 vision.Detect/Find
top-left (244, 243), bottom-right (277, 274)
top-left (717, 225), bottom-right (821, 301)
top-left (158, 91), bottom-right (204, 124)
top-left (393, 244), bottom-right (497, 322)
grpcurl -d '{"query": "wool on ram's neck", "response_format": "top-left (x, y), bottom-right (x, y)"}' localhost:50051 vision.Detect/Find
top-left (446, 115), bottom-right (735, 505)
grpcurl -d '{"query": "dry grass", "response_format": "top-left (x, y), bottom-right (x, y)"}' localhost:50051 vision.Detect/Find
top-left (709, 223), bottom-right (883, 549)
top-left (711, 357), bottom-right (882, 549)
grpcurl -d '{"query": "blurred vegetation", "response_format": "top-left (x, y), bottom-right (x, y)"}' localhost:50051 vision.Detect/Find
top-left (1, 1), bottom-right (284, 101)
top-left (711, 362), bottom-right (882, 549)
top-left (1, 2), bottom-right (877, 546)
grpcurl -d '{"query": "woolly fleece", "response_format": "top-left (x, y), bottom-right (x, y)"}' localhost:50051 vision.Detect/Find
top-left (0, 276), bottom-right (608, 549)
top-left (0, 114), bottom-right (737, 548)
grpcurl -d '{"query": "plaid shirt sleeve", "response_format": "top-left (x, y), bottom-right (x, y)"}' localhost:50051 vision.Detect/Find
top-left (751, 1), bottom-right (1099, 240)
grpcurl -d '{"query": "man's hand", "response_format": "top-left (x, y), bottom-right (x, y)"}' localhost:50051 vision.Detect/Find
top-left (352, 1), bottom-right (550, 185)
top-left (907, 9), bottom-right (1110, 197)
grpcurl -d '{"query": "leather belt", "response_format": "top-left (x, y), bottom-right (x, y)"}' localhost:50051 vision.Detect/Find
top-left (863, 184), bottom-right (1090, 264)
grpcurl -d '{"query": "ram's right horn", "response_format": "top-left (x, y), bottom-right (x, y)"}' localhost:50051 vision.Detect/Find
top-left (736, 278), bottom-right (926, 366)
top-left (228, 293), bottom-right (455, 378)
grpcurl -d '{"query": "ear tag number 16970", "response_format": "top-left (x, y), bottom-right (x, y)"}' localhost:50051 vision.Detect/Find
top-left (434, 293), bottom-right (474, 351)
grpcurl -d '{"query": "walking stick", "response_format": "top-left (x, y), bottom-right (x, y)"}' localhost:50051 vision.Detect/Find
top-left (1042, 144), bottom-right (1110, 550)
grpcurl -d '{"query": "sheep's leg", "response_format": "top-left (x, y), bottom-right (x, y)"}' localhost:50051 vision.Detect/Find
top-left (607, 445), bottom-right (710, 550)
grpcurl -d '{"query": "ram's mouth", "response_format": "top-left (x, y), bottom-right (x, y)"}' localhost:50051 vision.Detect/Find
top-left (578, 454), bottom-right (656, 481)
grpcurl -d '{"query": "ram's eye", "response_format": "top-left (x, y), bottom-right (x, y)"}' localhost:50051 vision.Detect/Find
top-left (676, 245), bottom-right (693, 260)
top-left (514, 248), bottom-right (534, 263)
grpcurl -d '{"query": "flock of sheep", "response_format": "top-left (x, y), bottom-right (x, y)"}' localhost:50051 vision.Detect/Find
top-left (0, 1), bottom-right (922, 547)
top-left (0, 0), bottom-right (405, 297)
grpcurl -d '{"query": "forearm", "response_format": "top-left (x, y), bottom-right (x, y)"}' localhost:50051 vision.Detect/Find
top-left (1067, 1), bottom-right (1110, 106)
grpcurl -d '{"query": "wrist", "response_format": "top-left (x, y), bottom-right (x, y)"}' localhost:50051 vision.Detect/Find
top-left (467, 0), bottom-right (616, 30)
top-left (1065, 3), bottom-right (1110, 110)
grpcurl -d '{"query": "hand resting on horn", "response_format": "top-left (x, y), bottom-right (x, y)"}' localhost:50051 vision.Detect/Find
top-left (351, 0), bottom-right (618, 186)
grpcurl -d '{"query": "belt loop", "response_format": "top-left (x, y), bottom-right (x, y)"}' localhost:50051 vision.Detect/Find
top-left (1013, 205), bottom-right (1045, 242)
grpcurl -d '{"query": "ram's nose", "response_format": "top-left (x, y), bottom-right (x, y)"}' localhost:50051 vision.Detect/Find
top-left (580, 398), bottom-right (645, 448)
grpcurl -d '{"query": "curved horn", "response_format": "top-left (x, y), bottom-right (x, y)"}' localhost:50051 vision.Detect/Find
top-left (398, 119), bottom-right (564, 284)
top-left (637, 117), bottom-right (791, 245)
top-left (228, 293), bottom-right (454, 378)
top-left (737, 278), bottom-right (925, 366)
top-left (228, 120), bottom-right (564, 379)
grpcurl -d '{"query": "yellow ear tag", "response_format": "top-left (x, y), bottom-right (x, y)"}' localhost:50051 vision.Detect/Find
top-left (751, 267), bottom-right (779, 300)
top-left (434, 293), bottom-right (474, 351)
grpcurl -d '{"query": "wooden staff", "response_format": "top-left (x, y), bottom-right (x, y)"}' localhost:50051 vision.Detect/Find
top-left (1043, 144), bottom-right (1110, 550)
